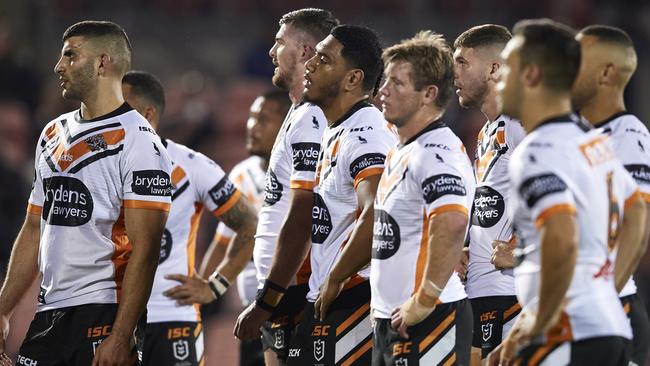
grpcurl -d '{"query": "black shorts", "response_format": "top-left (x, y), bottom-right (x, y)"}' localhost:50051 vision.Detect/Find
top-left (514, 336), bottom-right (627, 366)
top-left (260, 284), bottom-right (309, 363)
top-left (239, 337), bottom-right (265, 366)
top-left (141, 321), bottom-right (204, 366)
top-left (470, 295), bottom-right (521, 358)
top-left (17, 303), bottom-right (141, 366)
top-left (620, 293), bottom-right (650, 365)
top-left (286, 281), bottom-right (372, 366)
top-left (372, 298), bottom-right (472, 366)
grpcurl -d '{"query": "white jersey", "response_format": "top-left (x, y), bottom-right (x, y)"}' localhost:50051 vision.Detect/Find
top-left (253, 102), bottom-right (327, 287)
top-left (509, 114), bottom-right (636, 341)
top-left (594, 112), bottom-right (650, 297)
top-left (214, 156), bottom-right (266, 306)
top-left (370, 120), bottom-right (475, 319)
top-left (467, 115), bottom-right (526, 298)
top-left (308, 101), bottom-right (396, 302)
top-left (147, 139), bottom-right (242, 323)
top-left (28, 103), bottom-right (172, 311)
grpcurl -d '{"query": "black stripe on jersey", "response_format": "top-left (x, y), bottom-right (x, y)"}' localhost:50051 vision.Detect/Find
top-left (43, 153), bottom-right (58, 172)
top-left (480, 147), bottom-right (507, 183)
top-left (172, 181), bottom-right (190, 201)
top-left (326, 128), bottom-right (345, 149)
top-left (61, 119), bottom-right (122, 144)
top-left (68, 145), bottom-right (124, 173)
top-left (382, 166), bottom-right (409, 204)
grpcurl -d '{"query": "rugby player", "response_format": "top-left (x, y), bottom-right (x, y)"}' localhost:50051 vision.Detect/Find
top-left (492, 19), bottom-right (646, 366)
top-left (453, 24), bottom-right (525, 363)
top-left (286, 24), bottom-right (396, 365)
top-left (371, 30), bottom-right (475, 366)
top-left (0, 21), bottom-right (172, 366)
top-left (571, 24), bottom-right (650, 366)
top-left (122, 70), bottom-right (259, 366)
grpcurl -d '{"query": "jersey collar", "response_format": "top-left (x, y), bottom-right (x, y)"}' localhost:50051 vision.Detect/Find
top-left (592, 110), bottom-right (629, 129)
top-left (76, 102), bottom-right (133, 123)
top-left (531, 113), bottom-right (579, 132)
top-left (400, 118), bottom-right (447, 147)
top-left (330, 99), bottom-right (373, 128)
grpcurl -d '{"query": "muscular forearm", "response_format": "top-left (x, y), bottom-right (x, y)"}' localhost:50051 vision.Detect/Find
top-left (534, 215), bottom-right (577, 335)
top-left (328, 205), bottom-right (373, 283)
top-left (614, 199), bottom-right (647, 292)
top-left (215, 222), bottom-right (257, 282)
top-left (266, 189), bottom-right (312, 288)
top-left (0, 213), bottom-right (40, 316)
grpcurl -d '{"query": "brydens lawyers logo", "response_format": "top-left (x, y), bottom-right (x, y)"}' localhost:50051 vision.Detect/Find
top-left (472, 186), bottom-right (505, 228)
top-left (312, 193), bottom-right (332, 244)
top-left (421, 174), bottom-right (466, 203)
top-left (292, 142), bottom-right (320, 172)
top-left (43, 176), bottom-right (93, 226)
top-left (263, 169), bottom-right (283, 206)
top-left (132, 170), bottom-right (172, 197)
top-left (208, 177), bottom-right (237, 207)
top-left (372, 209), bottom-right (400, 259)
top-left (159, 229), bottom-right (173, 264)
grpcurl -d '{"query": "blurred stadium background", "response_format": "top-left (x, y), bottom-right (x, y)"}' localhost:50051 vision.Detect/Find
top-left (1, 0), bottom-right (649, 364)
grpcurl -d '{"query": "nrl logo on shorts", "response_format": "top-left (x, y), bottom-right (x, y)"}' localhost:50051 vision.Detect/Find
top-left (395, 358), bottom-right (409, 366)
top-left (172, 339), bottom-right (190, 361)
top-left (85, 135), bottom-right (108, 151)
top-left (274, 329), bottom-right (285, 349)
top-left (482, 323), bottom-right (493, 342)
top-left (313, 338), bottom-right (325, 361)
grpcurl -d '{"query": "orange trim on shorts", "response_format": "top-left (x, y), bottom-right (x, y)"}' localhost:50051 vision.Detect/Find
top-left (123, 199), bottom-right (171, 212)
top-left (336, 302), bottom-right (371, 336)
top-left (194, 322), bottom-right (203, 337)
top-left (442, 353), bottom-right (456, 366)
top-left (353, 167), bottom-right (384, 189)
top-left (545, 311), bottom-right (573, 344)
top-left (27, 203), bottom-right (42, 215)
top-left (624, 190), bottom-right (643, 210)
top-left (290, 180), bottom-right (315, 190)
top-left (212, 189), bottom-right (242, 217)
top-left (171, 165), bottom-right (187, 187)
top-left (340, 337), bottom-right (373, 366)
top-left (503, 302), bottom-right (522, 321)
top-left (535, 204), bottom-right (576, 229)
top-left (418, 309), bottom-right (456, 353)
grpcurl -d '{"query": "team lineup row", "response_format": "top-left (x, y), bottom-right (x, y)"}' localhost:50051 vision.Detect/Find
top-left (0, 7), bottom-right (647, 366)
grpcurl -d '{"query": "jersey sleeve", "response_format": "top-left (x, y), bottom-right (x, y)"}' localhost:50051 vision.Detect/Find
top-left (513, 150), bottom-right (576, 228)
top-left (341, 129), bottom-right (393, 190)
top-left (288, 111), bottom-right (324, 191)
top-left (616, 134), bottom-right (650, 203)
top-left (27, 129), bottom-right (47, 216)
top-left (416, 150), bottom-right (471, 219)
top-left (121, 125), bottom-right (173, 211)
top-left (189, 153), bottom-right (242, 218)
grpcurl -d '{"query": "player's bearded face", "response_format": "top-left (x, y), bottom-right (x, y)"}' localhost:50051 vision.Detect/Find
top-left (270, 24), bottom-right (300, 90)
top-left (454, 47), bottom-right (489, 109)
top-left (379, 61), bottom-right (421, 127)
top-left (303, 36), bottom-right (345, 106)
top-left (570, 41), bottom-right (598, 111)
top-left (55, 38), bottom-right (98, 101)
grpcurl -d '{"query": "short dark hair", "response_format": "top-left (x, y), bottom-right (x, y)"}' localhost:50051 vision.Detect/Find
top-left (579, 25), bottom-right (634, 48)
top-left (63, 20), bottom-right (132, 76)
top-left (330, 25), bottom-right (383, 96)
top-left (279, 8), bottom-right (339, 43)
top-left (122, 71), bottom-right (165, 114)
top-left (261, 89), bottom-right (291, 117)
top-left (512, 19), bottom-right (580, 92)
top-left (453, 24), bottom-right (512, 50)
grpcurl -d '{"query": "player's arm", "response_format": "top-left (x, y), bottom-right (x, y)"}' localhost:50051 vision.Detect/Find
top-left (315, 175), bottom-right (380, 320)
top-left (165, 195), bottom-right (257, 305)
top-left (392, 208), bottom-right (469, 338)
top-left (93, 207), bottom-right (168, 366)
top-left (0, 211), bottom-right (41, 352)
top-left (234, 187), bottom-right (313, 340)
top-left (198, 230), bottom-right (230, 278)
top-left (614, 195), bottom-right (648, 292)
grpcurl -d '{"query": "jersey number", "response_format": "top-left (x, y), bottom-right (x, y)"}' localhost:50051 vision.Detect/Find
top-left (606, 171), bottom-right (620, 251)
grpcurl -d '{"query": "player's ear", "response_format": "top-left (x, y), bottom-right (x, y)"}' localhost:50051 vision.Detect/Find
top-left (522, 64), bottom-right (541, 88)
top-left (422, 84), bottom-right (439, 105)
top-left (345, 69), bottom-right (364, 92)
top-left (301, 44), bottom-right (315, 62)
top-left (600, 63), bottom-right (616, 86)
top-left (97, 54), bottom-right (110, 76)
top-left (488, 62), bottom-right (501, 82)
